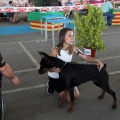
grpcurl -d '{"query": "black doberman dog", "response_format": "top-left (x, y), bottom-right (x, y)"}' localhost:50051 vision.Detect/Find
top-left (38, 51), bottom-right (117, 112)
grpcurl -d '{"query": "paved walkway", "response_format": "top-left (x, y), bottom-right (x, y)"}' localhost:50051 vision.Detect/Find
top-left (0, 20), bottom-right (120, 120)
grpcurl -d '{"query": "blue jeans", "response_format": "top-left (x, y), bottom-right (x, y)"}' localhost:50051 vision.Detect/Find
top-left (105, 12), bottom-right (115, 25)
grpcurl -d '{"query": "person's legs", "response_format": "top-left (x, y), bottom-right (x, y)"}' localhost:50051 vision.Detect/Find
top-left (74, 86), bottom-right (80, 98)
top-left (58, 86), bottom-right (80, 102)
top-left (48, 77), bottom-right (80, 100)
top-left (47, 77), bottom-right (55, 94)
top-left (106, 12), bottom-right (115, 25)
top-left (8, 13), bottom-right (17, 23)
top-left (47, 77), bottom-right (65, 95)
top-left (64, 11), bottom-right (72, 18)
top-left (0, 76), bottom-right (2, 120)
top-left (69, 10), bottom-right (73, 17)
top-left (16, 12), bottom-right (21, 21)
top-left (58, 1), bottom-right (62, 6)
top-left (6, 13), bottom-right (14, 22)
top-left (12, 14), bottom-right (16, 23)
top-left (9, 17), bottom-right (12, 21)
top-left (12, 12), bottom-right (20, 23)
top-left (14, 13), bottom-right (19, 22)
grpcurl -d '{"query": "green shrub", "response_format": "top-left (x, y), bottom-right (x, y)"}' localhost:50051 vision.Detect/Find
top-left (73, 4), bottom-right (106, 51)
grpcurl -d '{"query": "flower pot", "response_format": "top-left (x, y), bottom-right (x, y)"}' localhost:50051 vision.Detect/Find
top-left (84, 47), bottom-right (96, 58)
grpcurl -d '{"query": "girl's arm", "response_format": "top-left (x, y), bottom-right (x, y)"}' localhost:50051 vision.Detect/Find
top-left (49, 47), bottom-right (60, 73)
top-left (73, 46), bottom-right (104, 71)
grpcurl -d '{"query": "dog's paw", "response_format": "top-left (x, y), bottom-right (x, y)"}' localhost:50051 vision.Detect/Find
top-left (67, 102), bottom-right (75, 112)
top-left (59, 102), bottom-right (64, 107)
top-left (104, 64), bottom-right (107, 68)
top-left (98, 95), bottom-right (104, 99)
top-left (112, 103), bottom-right (117, 109)
top-left (67, 107), bottom-right (74, 112)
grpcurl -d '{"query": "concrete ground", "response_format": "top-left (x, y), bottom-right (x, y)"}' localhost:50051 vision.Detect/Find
top-left (0, 17), bottom-right (120, 120)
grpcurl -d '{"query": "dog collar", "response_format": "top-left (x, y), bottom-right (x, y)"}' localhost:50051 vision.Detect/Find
top-left (61, 62), bottom-right (67, 71)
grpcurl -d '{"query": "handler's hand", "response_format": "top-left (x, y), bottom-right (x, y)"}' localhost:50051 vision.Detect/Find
top-left (49, 67), bottom-right (60, 73)
top-left (11, 76), bottom-right (20, 86)
top-left (96, 61), bottom-right (104, 71)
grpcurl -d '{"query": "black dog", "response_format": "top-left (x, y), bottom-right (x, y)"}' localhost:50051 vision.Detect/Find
top-left (38, 51), bottom-right (117, 112)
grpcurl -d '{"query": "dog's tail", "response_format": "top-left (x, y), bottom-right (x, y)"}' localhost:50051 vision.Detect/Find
top-left (104, 64), bottom-right (107, 68)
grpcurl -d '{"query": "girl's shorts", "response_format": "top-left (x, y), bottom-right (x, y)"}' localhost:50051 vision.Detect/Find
top-left (49, 76), bottom-right (65, 93)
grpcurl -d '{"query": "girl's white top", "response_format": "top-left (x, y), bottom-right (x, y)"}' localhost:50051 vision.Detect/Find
top-left (48, 49), bottom-right (73, 78)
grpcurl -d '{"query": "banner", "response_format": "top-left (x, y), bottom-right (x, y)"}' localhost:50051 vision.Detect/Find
top-left (0, 0), bottom-right (28, 6)
top-left (0, 4), bottom-right (103, 12)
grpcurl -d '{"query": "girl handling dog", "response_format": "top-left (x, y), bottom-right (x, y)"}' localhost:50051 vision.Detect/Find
top-left (47, 28), bottom-right (104, 102)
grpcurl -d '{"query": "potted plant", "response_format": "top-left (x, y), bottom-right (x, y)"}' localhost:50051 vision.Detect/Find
top-left (73, 4), bottom-right (106, 57)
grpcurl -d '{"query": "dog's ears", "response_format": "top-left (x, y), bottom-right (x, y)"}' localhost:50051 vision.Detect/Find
top-left (38, 51), bottom-right (42, 56)
top-left (38, 51), bottom-right (49, 58)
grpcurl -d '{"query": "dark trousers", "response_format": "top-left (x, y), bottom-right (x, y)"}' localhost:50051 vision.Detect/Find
top-left (104, 12), bottom-right (115, 25)
top-left (58, 1), bottom-right (62, 6)
top-left (0, 74), bottom-right (2, 120)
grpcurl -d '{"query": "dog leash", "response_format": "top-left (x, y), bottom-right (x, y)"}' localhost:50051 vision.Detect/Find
top-left (61, 62), bottom-right (67, 71)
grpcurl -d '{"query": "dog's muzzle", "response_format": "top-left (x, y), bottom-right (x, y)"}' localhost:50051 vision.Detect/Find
top-left (38, 68), bottom-right (48, 74)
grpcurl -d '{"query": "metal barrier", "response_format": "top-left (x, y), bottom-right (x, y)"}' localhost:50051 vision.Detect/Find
top-left (40, 15), bottom-right (66, 41)
top-left (103, 13), bottom-right (108, 25)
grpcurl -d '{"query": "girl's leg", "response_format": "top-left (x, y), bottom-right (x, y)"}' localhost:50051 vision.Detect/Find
top-left (58, 86), bottom-right (80, 102)
top-left (12, 13), bottom-right (17, 23)
top-left (9, 17), bottom-right (12, 22)
top-left (58, 91), bottom-right (65, 98)
top-left (66, 86), bottom-right (80, 102)
top-left (58, 90), bottom-right (68, 106)
top-left (47, 77), bottom-right (55, 95)
top-left (74, 86), bottom-right (80, 98)
top-left (14, 13), bottom-right (18, 22)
